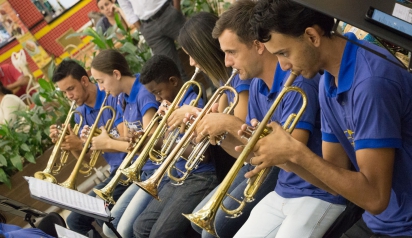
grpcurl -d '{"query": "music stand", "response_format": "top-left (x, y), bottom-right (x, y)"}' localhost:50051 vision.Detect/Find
top-left (0, 195), bottom-right (47, 228)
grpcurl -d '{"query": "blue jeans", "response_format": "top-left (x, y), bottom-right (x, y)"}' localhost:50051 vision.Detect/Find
top-left (66, 169), bottom-right (129, 235)
top-left (133, 171), bottom-right (219, 238)
top-left (102, 169), bottom-right (169, 238)
top-left (192, 165), bottom-right (280, 238)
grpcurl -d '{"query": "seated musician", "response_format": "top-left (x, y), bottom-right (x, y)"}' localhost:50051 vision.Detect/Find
top-left (244, 0), bottom-right (412, 237)
top-left (130, 54), bottom-right (218, 238)
top-left (190, 2), bottom-right (346, 237)
top-left (86, 49), bottom-right (160, 238)
top-left (49, 59), bottom-right (128, 236)
top-left (132, 12), bottom-right (252, 238)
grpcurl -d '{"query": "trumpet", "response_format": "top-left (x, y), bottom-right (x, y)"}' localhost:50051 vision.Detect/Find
top-left (78, 127), bottom-right (115, 176)
top-left (119, 68), bottom-right (203, 183)
top-left (136, 69), bottom-right (239, 200)
top-left (59, 92), bottom-right (116, 190)
top-left (93, 115), bottom-right (160, 204)
top-left (94, 69), bottom-right (203, 204)
top-left (184, 71), bottom-right (307, 237)
top-left (34, 101), bottom-right (83, 183)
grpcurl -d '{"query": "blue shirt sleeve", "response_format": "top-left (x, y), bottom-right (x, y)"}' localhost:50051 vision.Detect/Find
top-left (137, 86), bottom-right (159, 117)
top-left (351, 77), bottom-right (402, 150)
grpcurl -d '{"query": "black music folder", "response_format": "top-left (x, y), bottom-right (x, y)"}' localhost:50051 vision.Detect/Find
top-left (0, 194), bottom-right (47, 227)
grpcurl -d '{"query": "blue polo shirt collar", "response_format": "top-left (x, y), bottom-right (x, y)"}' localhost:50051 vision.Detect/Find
top-left (179, 85), bottom-right (194, 107)
top-left (258, 63), bottom-right (286, 100)
top-left (324, 32), bottom-right (357, 97)
top-left (85, 84), bottom-right (105, 114)
top-left (124, 74), bottom-right (141, 104)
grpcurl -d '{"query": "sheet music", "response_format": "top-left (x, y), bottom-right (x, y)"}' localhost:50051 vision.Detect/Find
top-left (55, 224), bottom-right (87, 238)
top-left (25, 176), bottom-right (108, 218)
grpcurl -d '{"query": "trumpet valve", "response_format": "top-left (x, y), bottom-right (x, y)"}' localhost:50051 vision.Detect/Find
top-left (261, 127), bottom-right (273, 138)
top-left (216, 132), bottom-right (228, 146)
top-left (240, 126), bottom-right (255, 141)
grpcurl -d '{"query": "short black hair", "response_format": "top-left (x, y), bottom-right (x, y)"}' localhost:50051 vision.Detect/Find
top-left (251, 0), bottom-right (334, 43)
top-left (52, 59), bottom-right (89, 83)
top-left (212, 0), bottom-right (256, 45)
top-left (139, 55), bottom-right (181, 85)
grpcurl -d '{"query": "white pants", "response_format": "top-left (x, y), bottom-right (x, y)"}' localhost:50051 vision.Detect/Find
top-left (234, 191), bottom-right (346, 238)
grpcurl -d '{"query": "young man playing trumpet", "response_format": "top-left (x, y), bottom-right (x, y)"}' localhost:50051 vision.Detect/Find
top-left (132, 54), bottom-right (219, 238)
top-left (49, 59), bottom-right (129, 237)
top-left (245, 0), bottom-right (412, 236)
top-left (190, 1), bottom-right (345, 237)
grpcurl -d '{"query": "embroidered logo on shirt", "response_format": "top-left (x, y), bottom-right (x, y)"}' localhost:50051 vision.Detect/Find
top-left (344, 129), bottom-right (355, 147)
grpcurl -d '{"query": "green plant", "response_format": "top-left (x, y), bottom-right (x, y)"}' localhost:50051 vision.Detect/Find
top-left (71, 13), bottom-right (152, 73)
top-left (181, 0), bottom-right (231, 17)
top-left (0, 65), bottom-right (70, 188)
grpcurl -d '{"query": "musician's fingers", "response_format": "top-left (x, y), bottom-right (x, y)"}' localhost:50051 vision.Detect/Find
top-left (234, 145), bottom-right (245, 152)
top-left (209, 136), bottom-right (217, 146)
top-left (179, 123), bottom-right (185, 134)
top-left (244, 164), bottom-right (263, 178)
top-left (250, 119), bottom-right (260, 127)
top-left (211, 103), bottom-right (219, 113)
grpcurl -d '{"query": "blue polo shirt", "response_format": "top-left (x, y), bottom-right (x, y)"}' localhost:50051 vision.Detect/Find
top-left (119, 74), bottom-right (160, 171)
top-left (320, 32), bottom-right (412, 236)
top-left (0, 223), bottom-right (55, 238)
top-left (173, 86), bottom-right (215, 176)
top-left (74, 84), bottom-right (126, 172)
top-left (247, 63), bottom-right (345, 205)
top-left (221, 74), bottom-right (252, 104)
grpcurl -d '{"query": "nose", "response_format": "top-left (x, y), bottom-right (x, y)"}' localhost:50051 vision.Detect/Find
top-left (189, 56), bottom-right (196, 67)
top-left (155, 95), bottom-right (162, 102)
top-left (98, 84), bottom-right (105, 91)
top-left (66, 92), bottom-right (74, 100)
top-left (224, 54), bottom-right (233, 68)
top-left (278, 58), bottom-right (292, 72)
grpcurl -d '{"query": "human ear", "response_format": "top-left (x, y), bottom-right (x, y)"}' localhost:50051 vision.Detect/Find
top-left (113, 69), bottom-right (122, 80)
top-left (81, 76), bottom-right (89, 86)
top-left (169, 76), bottom-right (179, 86)
top-left (254, 40), bottom-right (265, 55)
top-left (304, 26), bottom-right (322, 47)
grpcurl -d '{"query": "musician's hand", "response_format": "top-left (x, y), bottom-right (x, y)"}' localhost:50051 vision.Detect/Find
top-left (237, 118), bottom-right (259, 142)
top-left (195, 103), bottom-right (227, 144)
top-left (91, 127), bottom-right (110, 150)
top-left (49, 124), bottom-right (61, 143)
top-left (243, 122), bottom-right (300, 179)
top-left (80, 125), bottom-right (90, 143)
top-left (182, 107), bottom-right (201, 127)
top-left (168, 105), bottom-right (198, 133)
top-left (61, 125), bottom-right (83, 151)
top-left (157, 100), bottom-right (171, 116)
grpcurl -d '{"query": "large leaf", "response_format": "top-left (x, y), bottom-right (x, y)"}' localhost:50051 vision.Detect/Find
top-left (0, 154), bottom-right (7, 166)
top-left (10, 155), bottom-right (23, 171)
top-left (0, 140), bottom-right (10, 147)
top-left (32, 93), bottom-right (43, 106)
top-left (0, 168), bottom-right (11, 189)
top-left (20, 143), bottom-right (30, 152)
top-left (30, 114), bottom-right (43, 125)
top-left (120, 42), bottom-right (138, 55)
top-left (83, 27), bottom-right (107, 49)
top-left (38, 78), bottom-right (53, 92)
top-left (24, 152), bottom-right (35, 163)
